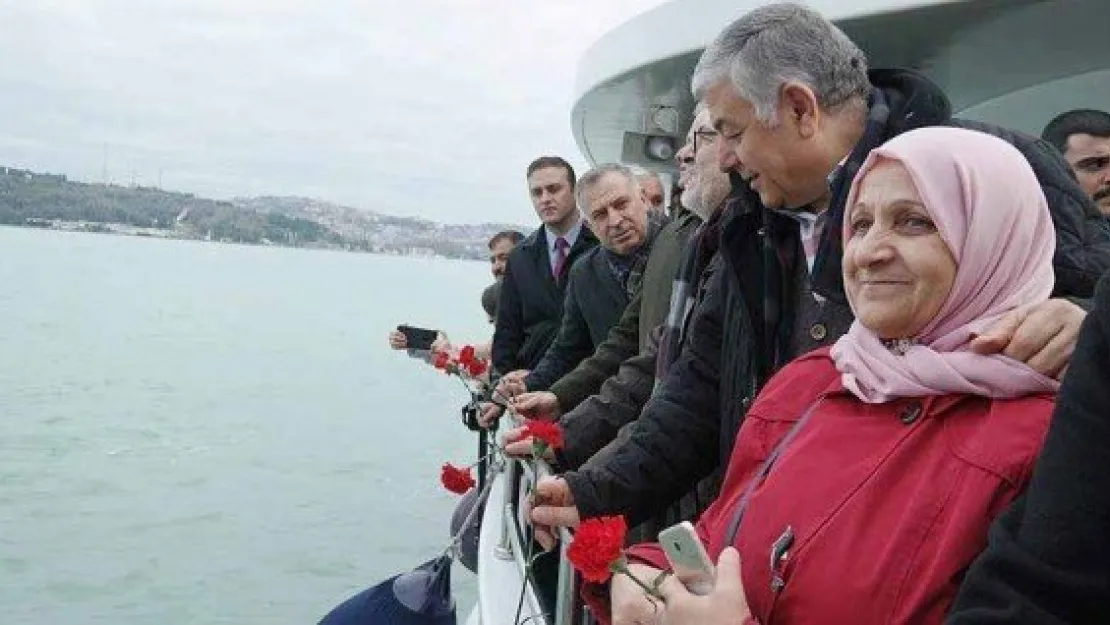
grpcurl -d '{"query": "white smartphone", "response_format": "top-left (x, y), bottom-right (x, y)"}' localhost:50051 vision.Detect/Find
top-left (658, 521), bottom-right (715, 596)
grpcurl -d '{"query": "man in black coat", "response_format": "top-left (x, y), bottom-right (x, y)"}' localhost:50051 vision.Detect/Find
top-left (518, 164), bottom-right (665, 393)
top-left (491, 156), bottom-right (597, 377)
top-left (528, 2), bottom-right (1110, 570)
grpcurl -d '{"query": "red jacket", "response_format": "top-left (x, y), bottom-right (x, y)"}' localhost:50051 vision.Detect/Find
top-left (627, 348), bottom-right (1052, 625)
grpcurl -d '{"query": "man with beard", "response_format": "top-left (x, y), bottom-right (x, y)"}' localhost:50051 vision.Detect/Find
top-left (1043, 109), bottom-right (1110, 216)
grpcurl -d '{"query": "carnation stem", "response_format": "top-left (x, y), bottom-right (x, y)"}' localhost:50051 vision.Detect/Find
top-left (466, 446), bottom-right (505, 469)
top-left (616, 563), bottom-right (665, 601)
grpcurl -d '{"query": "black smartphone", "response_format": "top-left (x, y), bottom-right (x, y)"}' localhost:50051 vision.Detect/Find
top-left (397, 324), bottom-right (439, 351)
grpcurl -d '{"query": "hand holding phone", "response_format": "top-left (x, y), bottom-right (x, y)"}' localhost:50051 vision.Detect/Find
top-left (658, 521), bottom-right (716, 596)
top-left (397, 324), bottom-right (439, 351)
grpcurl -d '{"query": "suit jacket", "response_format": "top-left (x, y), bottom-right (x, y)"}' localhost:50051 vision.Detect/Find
top-left (523, 246), bottom-right (632, 391)
top-left (491, 224), bottom-right (598, 375)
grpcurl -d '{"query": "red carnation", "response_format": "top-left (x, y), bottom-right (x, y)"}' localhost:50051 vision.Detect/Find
top-left (465, 358), bottom-right (488, 377)
top-left (432, 351), bottom-right (451, 370)
top-left (524, 419), bottom-right (564, 451)
top-left (458, 345), bottom-right (476, 365)
top-left (567, 516), bottom-right (628, 583)
top-left (440, 463), bottom-right (475, 494)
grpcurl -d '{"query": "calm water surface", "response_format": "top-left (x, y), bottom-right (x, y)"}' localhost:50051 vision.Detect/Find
top-left (0, 227), bottom-right (492, 623)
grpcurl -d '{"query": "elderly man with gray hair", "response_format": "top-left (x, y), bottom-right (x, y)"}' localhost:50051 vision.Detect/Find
top-left (487, 164), bottom-right (668, 411)
top-left (630, 167), bottom-right (667, 214)
top-left (528, 4), bottom-right (1110, 621)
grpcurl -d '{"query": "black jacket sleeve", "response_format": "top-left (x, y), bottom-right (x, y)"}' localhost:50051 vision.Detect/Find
top-left (563, 266), bottom-right (726, 524)
top-left (525, 270), bottom-right (595, 391)
top-left (947, 273), bottom-right (1110, 625)
top-left (549, 290), bottom-right (642, 412)
top-left (556, 327), bottom-right (660, 469)
top-left (492, 257), bottom-right (525, 374)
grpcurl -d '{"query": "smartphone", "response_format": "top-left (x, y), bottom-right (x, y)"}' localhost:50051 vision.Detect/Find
top-left (397, 324), bottom-right (439, 351)
top-left (658, 521), bottom-right (715, 596)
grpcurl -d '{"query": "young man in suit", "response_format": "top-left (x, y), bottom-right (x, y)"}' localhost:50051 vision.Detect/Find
top-left (491, 156), bottom-right (598, 378)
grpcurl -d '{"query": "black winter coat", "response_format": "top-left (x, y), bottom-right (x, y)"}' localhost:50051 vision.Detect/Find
top-left (491, 225), bottom-right (597, 375)
top-left (947, 272), bottom-right (1110, 624)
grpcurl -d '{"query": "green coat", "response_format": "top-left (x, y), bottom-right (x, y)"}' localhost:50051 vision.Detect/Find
top-left (548, 210), bottom-right (702, 410)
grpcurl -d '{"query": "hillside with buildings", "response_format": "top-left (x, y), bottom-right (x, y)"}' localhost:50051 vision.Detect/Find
top-left (0, 166), bottom-right (526, 260)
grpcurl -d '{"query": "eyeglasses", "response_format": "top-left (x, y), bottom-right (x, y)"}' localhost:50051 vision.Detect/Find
top-left (692, 129), bottom-right (719, 156)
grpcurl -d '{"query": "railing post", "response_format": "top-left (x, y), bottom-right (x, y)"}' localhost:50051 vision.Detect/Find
top-left (494, 458), bottom-right (520, 560)
top-left (553, 527), bottom-right (579, 625)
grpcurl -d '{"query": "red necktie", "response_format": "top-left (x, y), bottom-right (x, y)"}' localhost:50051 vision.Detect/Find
top-left (553, 236), bottom-right (569, 283)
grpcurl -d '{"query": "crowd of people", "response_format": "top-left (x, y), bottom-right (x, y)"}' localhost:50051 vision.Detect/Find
top-left (390, 3), bottom-right (1110, 623)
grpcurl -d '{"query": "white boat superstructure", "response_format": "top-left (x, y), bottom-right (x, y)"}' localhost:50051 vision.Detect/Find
top-left (572, 0), bottom-right (1110, 173)
top-left (472, 1), bottom-right (1110, 623)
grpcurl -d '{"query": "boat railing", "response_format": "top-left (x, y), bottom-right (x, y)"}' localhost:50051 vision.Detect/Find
top-left (489, 447), bottom-right (595, 625)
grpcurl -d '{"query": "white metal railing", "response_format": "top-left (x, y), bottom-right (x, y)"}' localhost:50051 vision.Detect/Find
top-left (490, 449), bottom-right (595, 625)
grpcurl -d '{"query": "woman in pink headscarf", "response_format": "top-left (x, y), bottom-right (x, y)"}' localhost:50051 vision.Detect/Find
top-left (607, 127), bottom-right (1061, 625)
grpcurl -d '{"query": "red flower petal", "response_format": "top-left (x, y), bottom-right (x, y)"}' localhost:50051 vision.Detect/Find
top-left (523, 419), bottom-right (564, 450)
top-left (466, 359), bottom-right (488, 377)
top-left (432, 352), bottom-right (451, 370)
top-left (567, 516), bottom-right (628, 583)
top-left (440, 463), bottom-right (475, 495)
top-left (459, 345), bottom-right (476, 366)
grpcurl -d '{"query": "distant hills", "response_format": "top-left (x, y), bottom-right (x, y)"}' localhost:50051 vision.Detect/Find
top-left (0, 165), bottom-right (528, 260)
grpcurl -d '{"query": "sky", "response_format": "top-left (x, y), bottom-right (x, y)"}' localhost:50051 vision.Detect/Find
top-left (0, 0), bottom-right (672, 225)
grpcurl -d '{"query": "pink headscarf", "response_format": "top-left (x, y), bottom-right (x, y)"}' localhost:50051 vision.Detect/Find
top-left (830, 127), bottom-right (1060, 403)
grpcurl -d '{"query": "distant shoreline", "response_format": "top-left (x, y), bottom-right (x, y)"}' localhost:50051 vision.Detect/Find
top-left (2, 165), bottom-right (527, 262)
top-left (1, 221), bottom-right (487, 262)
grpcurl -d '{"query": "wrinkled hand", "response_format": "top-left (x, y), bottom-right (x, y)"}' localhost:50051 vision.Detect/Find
top-left (611, 562), bottom-right (666, 625)
top-left (501, 427), bottom-right (556, 461)
top-left (494, 369), bottom-right (530, 402)
top-left (478, 402), bottom-right (504, 429)
top-left (971, 298), bottom-right (1085, 379)
top-left (527, 476), bottom-right (581, 551)
top-left (388, 330), bottom-right (408, 350)
top-left (658, 547), bottom-right (751, 625)
top-left (510, 391), bottom-right (562, 421)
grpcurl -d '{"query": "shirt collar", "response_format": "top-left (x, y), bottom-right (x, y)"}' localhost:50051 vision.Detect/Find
top-left (546, 218), bottom-right (583, 252)
top-left (770, 152), bottom-right (852, 225)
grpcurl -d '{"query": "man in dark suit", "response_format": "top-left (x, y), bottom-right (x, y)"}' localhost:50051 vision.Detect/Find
top-left (491, 156), bottom-right (598, 382)
top-left (501, 164), bottom-right (663, 400)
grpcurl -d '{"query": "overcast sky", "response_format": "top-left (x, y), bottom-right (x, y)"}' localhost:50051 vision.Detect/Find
top-left (0, 0), bottom-right (669, 225)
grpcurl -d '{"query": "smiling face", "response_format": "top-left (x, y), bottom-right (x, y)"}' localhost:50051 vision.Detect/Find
top-left (705, 80), bottom-right (832, 211)
top-left (843, 159), bottom-right (957, 340)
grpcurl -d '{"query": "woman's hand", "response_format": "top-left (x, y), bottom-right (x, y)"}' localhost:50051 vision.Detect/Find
top-left (611, 563), bottom-right (666, 625)
top-left (658, 547), bottom-right (752, 625)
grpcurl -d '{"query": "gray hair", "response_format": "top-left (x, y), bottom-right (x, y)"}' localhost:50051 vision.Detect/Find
top-left (576, 163), bottom-right (637, 213)
top-left (629, 166), bottom-right (663, 186)
top-left (691, 2), bottom-right (870, 125)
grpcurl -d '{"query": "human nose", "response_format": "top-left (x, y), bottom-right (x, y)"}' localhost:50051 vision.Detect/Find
top-left (851, 226), bottom-right (896, 267)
